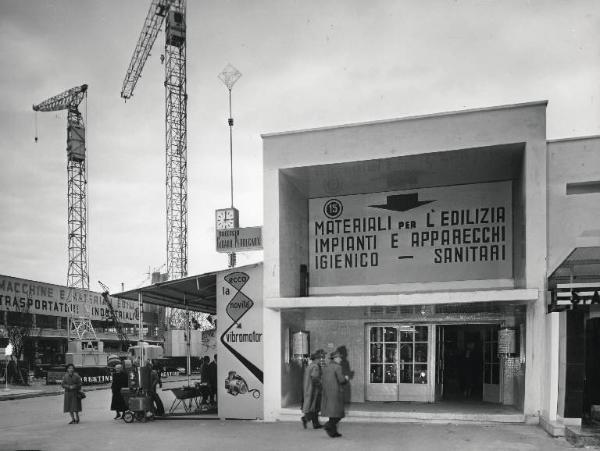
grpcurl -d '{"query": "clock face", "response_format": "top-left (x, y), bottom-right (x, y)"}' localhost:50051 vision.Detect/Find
top-left (216, 208), bottom-right (238, 230)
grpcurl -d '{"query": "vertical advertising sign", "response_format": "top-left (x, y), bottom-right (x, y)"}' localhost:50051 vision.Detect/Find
top-left (217, 263), bottom-right (263, 419)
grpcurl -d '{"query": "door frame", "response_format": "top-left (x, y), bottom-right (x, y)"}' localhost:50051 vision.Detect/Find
top-left (364, 323), bottom-right (435, 402)
top-left (434, 325), bottom-right (444, 401)
top-left (434, 322), bottom-right (503, 403)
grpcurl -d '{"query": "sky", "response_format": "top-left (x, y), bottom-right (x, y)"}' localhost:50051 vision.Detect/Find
top-left (0, 0), bottom-right (599, 294)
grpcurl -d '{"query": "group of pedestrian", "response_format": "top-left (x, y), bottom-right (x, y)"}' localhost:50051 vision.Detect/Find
top-left (62, 359), bottom-right (167, 424)
top-left (62, 349), bottom-right (346, 432)
top-left (301, 348), bottom-right (349, 438)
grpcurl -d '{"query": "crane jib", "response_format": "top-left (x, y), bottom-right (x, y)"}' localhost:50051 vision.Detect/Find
top-left (33, 84), bottom-right (88, 112)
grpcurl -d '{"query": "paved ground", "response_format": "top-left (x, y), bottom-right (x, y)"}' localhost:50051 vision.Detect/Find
top-left (0, 386), bottom-right (586, 451)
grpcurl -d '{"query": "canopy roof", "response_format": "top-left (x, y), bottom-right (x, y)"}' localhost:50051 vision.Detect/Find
top-left (548, 234), bottom-right (600, 286)
top-left (114, 271), bottom-right (219, 314)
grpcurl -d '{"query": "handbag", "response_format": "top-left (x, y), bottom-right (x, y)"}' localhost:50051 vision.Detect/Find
top-left (77, 390), bottom-right (86, 400)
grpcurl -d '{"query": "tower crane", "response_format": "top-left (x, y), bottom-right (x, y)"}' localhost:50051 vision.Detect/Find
top-left (121, 0), bottom-right (188, 282)
top-left (33, 84), bottom-right (97, 341)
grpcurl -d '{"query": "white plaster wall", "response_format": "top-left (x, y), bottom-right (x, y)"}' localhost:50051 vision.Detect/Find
top-left (263, 307), bottom-right (281, 421)
top-left (278, 174), bottom-right (308, 297)
top-left (547, 136), bottom-right (600, 273)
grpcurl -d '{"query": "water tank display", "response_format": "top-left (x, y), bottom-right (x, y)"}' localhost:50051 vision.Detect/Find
top-left (498, 328), bottom-right (517, 355)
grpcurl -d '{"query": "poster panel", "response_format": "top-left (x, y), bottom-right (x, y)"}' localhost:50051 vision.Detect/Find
top-left (309, 181), bottom-right (513, 287)
top-left (0, 275), bottom-right (138, 323)
top-left (217, 263), bottom-right (263, 419)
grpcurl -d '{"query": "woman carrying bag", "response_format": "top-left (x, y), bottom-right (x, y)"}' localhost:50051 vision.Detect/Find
top-left (62, 363), bottom-right (83, 424)
top-left (110, 364), bottom-right (128, 419)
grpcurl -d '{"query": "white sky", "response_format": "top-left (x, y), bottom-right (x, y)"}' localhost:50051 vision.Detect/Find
top-left (0, 0), bottom-right (599, 293)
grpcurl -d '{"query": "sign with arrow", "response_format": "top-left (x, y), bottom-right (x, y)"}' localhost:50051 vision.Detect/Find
top-left (308, 181), bottom-right (513, 290)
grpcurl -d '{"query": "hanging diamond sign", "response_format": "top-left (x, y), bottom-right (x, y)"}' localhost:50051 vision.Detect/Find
top-left (218, 63), bottom-right (242, 90)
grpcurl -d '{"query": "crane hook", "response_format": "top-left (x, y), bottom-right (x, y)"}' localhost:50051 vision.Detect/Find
top-left (34, 110), bottom-right (38, 143)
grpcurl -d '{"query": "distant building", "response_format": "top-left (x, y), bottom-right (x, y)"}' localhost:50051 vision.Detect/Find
top-left (0, 274), bottom-right (162, 372)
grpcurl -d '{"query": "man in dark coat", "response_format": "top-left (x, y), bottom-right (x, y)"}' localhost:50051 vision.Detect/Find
top-left (199, 355), bottom-right (211, 404)
top-left (148, 362), bottom-right (165, 416)
top-left (208, 354), bottom-right (217, 405)
top-left (301, 349), bottom-right (325, 429)
top-left (110, 364), bottom-right (128, 419)
top-left (321, 350), bottom-right (349, 438)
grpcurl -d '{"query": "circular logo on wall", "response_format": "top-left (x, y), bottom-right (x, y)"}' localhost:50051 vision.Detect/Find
top-left (323, 199), bottom-right (343, 219)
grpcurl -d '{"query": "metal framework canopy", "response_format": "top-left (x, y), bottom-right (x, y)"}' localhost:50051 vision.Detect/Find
top-left (549, 236), bottom-right (600, 285)
top-left (114, 271), bottom-right (217, 314)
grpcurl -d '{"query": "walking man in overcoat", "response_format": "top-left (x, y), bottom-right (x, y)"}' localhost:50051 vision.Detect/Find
top-left (321, 349), bottom-right (349, 438)
top-left (301, 349), bottom-right (325, 429)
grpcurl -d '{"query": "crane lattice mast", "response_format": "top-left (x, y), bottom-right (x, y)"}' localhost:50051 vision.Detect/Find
top-left (121, 0), bottom-right (188, 281)
top-left (33, 84), bottom-right (97, 341)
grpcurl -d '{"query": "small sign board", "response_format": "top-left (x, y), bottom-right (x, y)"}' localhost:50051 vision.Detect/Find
top-left (216, 226), bottom-right (263, 253)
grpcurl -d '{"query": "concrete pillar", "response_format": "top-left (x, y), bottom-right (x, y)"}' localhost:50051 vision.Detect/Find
top-left (522, 138), bottom-right (548, 420)
top-left (544, 311), bottom-right (560, 421)
top-left (263, 307), bottom-right (281, 421)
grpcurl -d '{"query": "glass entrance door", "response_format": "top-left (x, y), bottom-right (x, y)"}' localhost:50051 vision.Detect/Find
top-left (366, 324), bottom-right (431, 402)
top-left (482, 326), bottom-right (500, 403)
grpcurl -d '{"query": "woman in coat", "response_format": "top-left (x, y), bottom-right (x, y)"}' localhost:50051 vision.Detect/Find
top-left (111, 364), bottom-right (128, 419)
top-left (301, 349), bottom-right (325, 429)
top-left (320, 350), bottom-right (349, 438)
top-left (61, 363), bottom-right (82, 424)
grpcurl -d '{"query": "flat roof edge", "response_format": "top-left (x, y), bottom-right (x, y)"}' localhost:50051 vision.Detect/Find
top-left (548, 134), bottom-right (600, 144)
top-left (261, 100), bottom-right (549, 139)
top-left (265, 288), bottom-right (539, 309)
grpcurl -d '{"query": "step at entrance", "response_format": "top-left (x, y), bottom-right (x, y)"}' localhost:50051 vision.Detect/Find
top-left (279, 406), bottom-right (525, 425)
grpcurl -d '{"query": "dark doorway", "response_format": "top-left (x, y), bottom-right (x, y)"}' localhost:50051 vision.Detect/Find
top-left (584, 317), bottom-right (600, 423)
top-left (440, 325), bottom-right (492, 402)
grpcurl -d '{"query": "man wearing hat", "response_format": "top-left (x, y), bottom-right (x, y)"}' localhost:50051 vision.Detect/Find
top-left (301, 349), bottom-right (325, 429)
top-left (321, 349), bottom-right (349, 438)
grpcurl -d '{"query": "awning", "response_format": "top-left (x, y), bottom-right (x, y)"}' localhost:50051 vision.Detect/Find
top-left (548, 234), bottom-right (600, 285)
top-left (113, 271), bottom-right (220, 314)
top-left (547, 234), bottom-right (600, 312)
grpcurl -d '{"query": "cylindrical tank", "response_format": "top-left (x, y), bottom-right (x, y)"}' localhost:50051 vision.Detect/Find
top-left (292, 331), bottom-right (309, 359)
top-left (498, 328), bottom-right (517, 355)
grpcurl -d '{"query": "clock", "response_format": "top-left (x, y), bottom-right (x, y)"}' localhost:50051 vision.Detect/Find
top-left (215, 208), bottom-right (239, 230)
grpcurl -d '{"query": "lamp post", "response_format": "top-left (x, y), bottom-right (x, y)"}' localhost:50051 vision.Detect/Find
top-left (4, 343), bottom-right (13, 391)
top-left (218, 64), bottom-right (242, 268)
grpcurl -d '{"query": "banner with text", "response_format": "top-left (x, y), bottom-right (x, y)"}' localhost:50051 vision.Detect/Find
top-left (0, 275), bottom-right (139, 324)
top-left (216, 226), bottom-right (263, 253)
top-left (309, 181), bottom-right (512, 287)
top-left (217, 263), bottom-right (263, 419)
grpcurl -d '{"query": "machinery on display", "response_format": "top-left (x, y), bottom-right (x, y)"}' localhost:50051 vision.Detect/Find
top-left (112, 341), bottom-right (164, 423)
top-left (98, 281), bottom-right (131, 354)
top-left (224, 370), bottom-right (260, 399)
